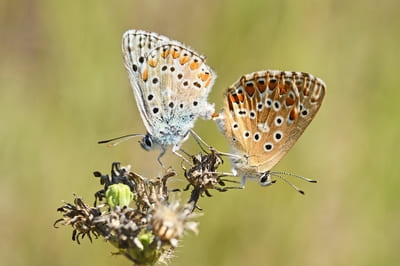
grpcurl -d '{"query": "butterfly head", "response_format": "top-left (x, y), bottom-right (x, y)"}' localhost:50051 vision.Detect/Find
top-left (258, 171), bottom-right (276, 186)
top-left (140, 134), bottom-right (155, 151)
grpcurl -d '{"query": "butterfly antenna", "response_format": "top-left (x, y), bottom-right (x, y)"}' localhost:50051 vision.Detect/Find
top-left (272, 171), bottom-right (317, 183)
top-left (269, 172), bottom-right (306, 195)
top-left (98, 134), bottom-right (145, 147)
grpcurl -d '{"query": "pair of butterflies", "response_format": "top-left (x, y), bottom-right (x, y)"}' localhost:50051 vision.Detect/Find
top-left (107, 29), bottom-right (326, 190)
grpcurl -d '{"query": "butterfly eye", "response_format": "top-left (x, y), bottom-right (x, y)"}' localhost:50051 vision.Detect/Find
top-left (259, 172), bottom-right (275, 186)
top-left (141, 135), bottom-right (153, 151)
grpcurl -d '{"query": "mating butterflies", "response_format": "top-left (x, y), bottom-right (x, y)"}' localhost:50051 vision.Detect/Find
top-left (214, 70), bottom-right (326, 188)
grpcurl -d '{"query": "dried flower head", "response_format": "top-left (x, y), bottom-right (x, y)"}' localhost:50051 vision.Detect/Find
top-left (184, 149), bottom-right (241, 198)
top-left (54, 195), bottom-right (102, 244)
top-left (55, 162), bottom-right (204, 265)
top-left (151, 202), bottom-right (199, 248)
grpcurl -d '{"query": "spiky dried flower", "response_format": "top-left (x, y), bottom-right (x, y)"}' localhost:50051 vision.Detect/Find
top-left (151, 202), bottom-right (199, 248)
top-left (56, 160), bottom-right (226, 265)
top-left (54, 195), bottom-right (102, 244)
top-left (183, 149), bottom-right (242, 201)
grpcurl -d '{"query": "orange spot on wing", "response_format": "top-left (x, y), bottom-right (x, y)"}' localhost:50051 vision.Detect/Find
top-left (257, 81), bottom-right (267, 93)
top-left (211, 112), bottom-right (219, 118)
top-left (190, 61), bottom-right (199, 70)
top-left (161, 49), bottom-right (169, 58)
top-left (172, 50), bottom-right (180, 59)
top-left (245, 84), bottom-right (256, 97)
top-left (268, 79), bottom-right (277, 90)
top-left (198, 72), bottom-right (210, 81)
top-left (180, 56), bottom-right (190, 65)
top-left (289, 107), bottom-right (298, 121)
top-left (285, 97), bottom-right (295, 106)
top-left (148, 59), bottom-right (157, 67)
top-left (205, 76), bottom-right (212, 87)
top-left (227, 94), bottom-right (234, 111)
top-left (279, 82), bottom-right (292, 95)
top-left (142, 68), bottom-right (148, 81)
top-left (237, 93), bottom-right (244, 102)
top-left (229, 93), bottom-right (239, 104)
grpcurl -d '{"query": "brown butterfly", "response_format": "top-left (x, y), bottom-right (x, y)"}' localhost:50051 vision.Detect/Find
top-left (214, 70), bottom-right (326, 193)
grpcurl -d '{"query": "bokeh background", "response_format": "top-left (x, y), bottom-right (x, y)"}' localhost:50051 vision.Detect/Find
top-left (1, 0), bottom-right (399, 265)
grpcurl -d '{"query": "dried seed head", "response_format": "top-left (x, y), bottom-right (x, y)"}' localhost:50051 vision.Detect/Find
top-left (54, 195), bottom-right (102, 244)
top-left (184, 150), bottom-right (222, 188)
top-left (56, 161), bottom-right (203, 265)
top-left (151, 202), bottom-right (198, 247)
top-left (184, 150), bottom-right (241, 197)
top-left (97, 206), bottom-right (146, 249)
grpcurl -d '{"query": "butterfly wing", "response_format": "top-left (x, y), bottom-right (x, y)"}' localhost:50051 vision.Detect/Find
top-left (216, 70), bottom-right (326, 174)
top-left (123, 30), bottom-right (215, 147)
top-left (122, 30), bottom-right (170, 134)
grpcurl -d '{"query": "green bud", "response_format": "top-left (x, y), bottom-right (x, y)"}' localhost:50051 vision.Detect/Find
top-left (126, 231), bottom-right (163, 266)
top-left (106, 184), bottom-right (134, 208)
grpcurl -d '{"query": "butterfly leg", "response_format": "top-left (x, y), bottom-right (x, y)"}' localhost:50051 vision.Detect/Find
top-left (210, 171), bottom-right (238, 177)
top-left (190, 130), bottom-right (242, 160)
top-left (205, 168), bottom-right (238, 178)
top-left (172, 144), bottom-right (192, 165)
top-left (240, 177), bottom-right (246, 188)
top-left (177, 147), bottom-right (192, 158)
top-left (189, 129), bottom-right (212, 153)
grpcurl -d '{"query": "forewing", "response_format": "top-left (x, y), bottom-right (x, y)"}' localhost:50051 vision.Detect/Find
top-left (122, 30), bottom-right (170, 132)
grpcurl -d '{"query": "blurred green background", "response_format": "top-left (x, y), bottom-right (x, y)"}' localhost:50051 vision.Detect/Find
top-left (1, 0), bottom-right (399, 265)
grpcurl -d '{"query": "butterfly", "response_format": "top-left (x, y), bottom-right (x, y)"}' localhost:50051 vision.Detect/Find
top-left (214, 70), bottom-right (326, 192)
top-left (112, 30), bottom-right (216, 165)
